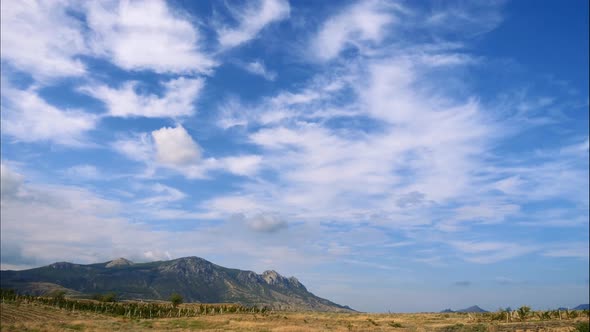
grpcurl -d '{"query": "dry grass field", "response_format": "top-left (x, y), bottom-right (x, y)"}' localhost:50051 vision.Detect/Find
top-left (1, 301), bottom-right (588, 332)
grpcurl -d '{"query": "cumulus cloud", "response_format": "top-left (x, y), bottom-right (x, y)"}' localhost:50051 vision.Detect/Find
top-left (152, 126), bottom-right (201, 166)
top-left (0, 0), bottom-right (87, 79)
top-left (81, 78), bottom-right (204, 118)
top-left (113, 126), bottom-right (262, 179)
top-left (1, 86), bottom-right (98, 146)
top-left (85, 0), bottom-right (216, 73)
top-left (217, 0), bottom-right (290, 48)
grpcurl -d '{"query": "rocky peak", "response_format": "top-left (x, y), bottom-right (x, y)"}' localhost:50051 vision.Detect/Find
top-left (159, 256), bottom-right (215, 278)
top-left (105, 258), bottom-right (134, 268)
top-left (261, 270), bottom-right (282, 284)
top-left (261, 270), bottom-right (306, 290)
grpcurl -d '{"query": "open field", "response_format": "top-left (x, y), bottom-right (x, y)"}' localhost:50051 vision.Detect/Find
top-left (1, 301), bottom-right (588, 332)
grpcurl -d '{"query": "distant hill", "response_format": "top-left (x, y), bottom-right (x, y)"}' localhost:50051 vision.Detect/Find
top-left (439, 305), bottom-right (488, 313)
top-left (456, 305), bottom-right (488, 313)
top-left (0, 256), bottom-right (353, 312)
top-left (573, 304), bottom-right (589, 310)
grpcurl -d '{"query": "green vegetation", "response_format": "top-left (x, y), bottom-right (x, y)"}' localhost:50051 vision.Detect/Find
top-left (169, 293), bottom-right (183, 308)
top-left (517, 305), bottom-right (531, 321)
top-left (575, 321), bottom-right (590, 332)
top-left (0, 288), bottom-right (270, 320)
top-left (92, 292), bottom-right (117, 302)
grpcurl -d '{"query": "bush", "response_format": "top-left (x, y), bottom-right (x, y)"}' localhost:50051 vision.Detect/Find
top-left (574, 322), bottom-right (589, 332)
top-left (170, 293), bottom-right (183, 308)
top-left (92, 292), bottom-right (117, 302)
top-left (517, 306), bottom-right (531, 321)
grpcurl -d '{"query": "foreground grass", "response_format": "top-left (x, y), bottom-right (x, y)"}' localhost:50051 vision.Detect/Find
top-left (1, 301), bottom-right (587, 332)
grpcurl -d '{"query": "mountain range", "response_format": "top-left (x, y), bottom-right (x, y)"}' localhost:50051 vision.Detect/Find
top-left (0, 256), bottom-right (353, 312)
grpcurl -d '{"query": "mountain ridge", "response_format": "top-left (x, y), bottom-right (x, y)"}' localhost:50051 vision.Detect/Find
top-left (0, 256), bottom-right (353, 312)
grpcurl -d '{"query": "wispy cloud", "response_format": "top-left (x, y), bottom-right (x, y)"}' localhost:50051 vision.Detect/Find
top-left (0, 0), bottom-right (87, 79)
top-left (80, 78), bottom-right (204, 118)
top-left (1, 85), bottom-right (98, 146)
top-left (217, 0), bottom-right (290, 48)
top-left (242, 60), bottom-right (277, 81)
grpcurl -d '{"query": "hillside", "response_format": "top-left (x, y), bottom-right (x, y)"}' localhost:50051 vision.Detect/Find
top-left (0, 256), bottom-right (353, 312)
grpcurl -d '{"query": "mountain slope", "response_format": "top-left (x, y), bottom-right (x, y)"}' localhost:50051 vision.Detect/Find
top-left (0, 256), bottom-right (353, 312)
top-left (573, 304), bottom-right (589, 310)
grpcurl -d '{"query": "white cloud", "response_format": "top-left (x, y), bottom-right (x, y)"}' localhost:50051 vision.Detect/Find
top-left (85, 0), bottom-right (216, 73)
top-left (113, 126), bottom-right (262, 179)
top-left (0, 0), bottom-right (87, 79)
top-left (240, 213), bottom-right (288, 233)
top-left (217, 0), bottom-right (290, 48)
top-left (1, 163), bottom-right (24, 199)
top-left (81, 77), bottom-right (203, 118)
top-left (64, 165), bottom-right (101, 180)
top-left (113, 133), bottom-right (154, 163)
top-left (310, 0), bottom-right (396, 61)
top-left (243, 60), bottom-right (277, 81)
top-left (138, 183), bottom-right (186, 206)
top-left (542, 243), bottom-right (589, 259)
top-left (1, 86), bottom-right (98, 146)
top-left (450, 241), bottom-right (538, 264)
top-left (221, 155), bottom-right (263, 176)
top-left (151, 126), bottom-right (201, 166)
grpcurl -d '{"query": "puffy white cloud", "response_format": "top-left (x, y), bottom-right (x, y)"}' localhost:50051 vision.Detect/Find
top-left (151, 126), bottom-right (201, 166)
top-left (112, 126), bottom-right (262, 179)
top-left (85, 0), bottom-right (216, 73)
top-left (217, 0), bottom-right (290, 48)
top-left (310, 0), bottom-right (395, 61)
top-left (0, 0), bottom-right (87, 79)
top-left (81, 77), bottom-right (203, 118)
top-left (1, 86), bottom-right (98, 146)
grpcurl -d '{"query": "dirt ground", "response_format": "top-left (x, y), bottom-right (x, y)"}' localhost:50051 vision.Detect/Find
top-left (1, 301), bottom-right (586, 332)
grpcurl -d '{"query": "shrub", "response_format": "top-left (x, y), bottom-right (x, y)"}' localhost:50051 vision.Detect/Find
top-left (92, 292), bottom-right (117, 302)
top-left (169, 293), bottom-right (183, 308)
top-left (517, 306), bottom-right (531, 321)
top-left (574, 322), bottom-right (589, 332)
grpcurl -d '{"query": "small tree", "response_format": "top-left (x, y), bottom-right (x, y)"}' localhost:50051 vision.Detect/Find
top-left (170, 293), bottom-right (183, 308)
top-left (517, 306), bottom-right (531, 321)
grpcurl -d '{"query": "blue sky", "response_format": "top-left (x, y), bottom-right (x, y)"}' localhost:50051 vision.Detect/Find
top-left (1, 0), bottom-right (588, 313)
